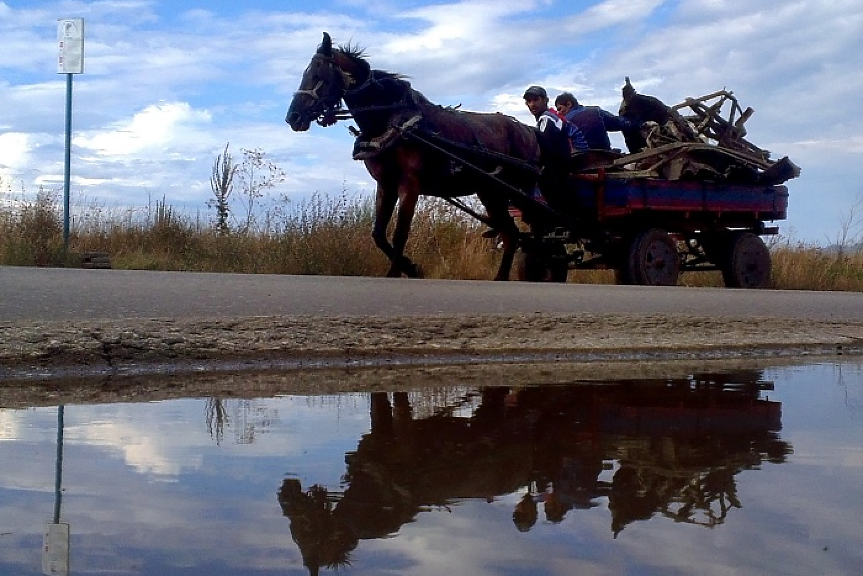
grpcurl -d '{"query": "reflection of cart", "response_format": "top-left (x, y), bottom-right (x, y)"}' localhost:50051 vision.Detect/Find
top-left (277, 370), bottom-right (790, 572)
top-left (429, 87), bottom-right (798, 288)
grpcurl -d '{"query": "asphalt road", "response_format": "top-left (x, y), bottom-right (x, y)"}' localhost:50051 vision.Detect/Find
top-left (2, 265), bottom-right (862, 323)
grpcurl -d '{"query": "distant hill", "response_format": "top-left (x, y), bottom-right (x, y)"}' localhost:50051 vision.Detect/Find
top-left (819, 241), bottom-right (863, 255)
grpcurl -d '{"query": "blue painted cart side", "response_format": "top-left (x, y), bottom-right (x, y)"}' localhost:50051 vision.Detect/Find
top-left (567, 175), bottom-right (788, 226)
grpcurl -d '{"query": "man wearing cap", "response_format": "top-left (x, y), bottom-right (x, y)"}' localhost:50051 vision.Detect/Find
top-left (522, 85), bottom-right (581, 205)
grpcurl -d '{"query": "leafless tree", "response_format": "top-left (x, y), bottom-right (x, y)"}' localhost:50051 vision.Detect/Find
top-left (236, 147), bottom-right (286, 233)
top-left (830, 194), bottom-right (863, 256)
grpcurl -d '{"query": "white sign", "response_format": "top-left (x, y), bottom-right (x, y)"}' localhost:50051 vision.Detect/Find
top-left (57, 18), bottom-right (84, 74)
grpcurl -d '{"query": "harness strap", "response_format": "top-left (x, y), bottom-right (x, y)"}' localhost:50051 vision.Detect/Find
top-left (353, 114), bottom-right (423, 160)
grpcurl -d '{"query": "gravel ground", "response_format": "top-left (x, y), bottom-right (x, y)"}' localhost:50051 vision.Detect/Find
top-left (2, 312), bottom-right (862, 407)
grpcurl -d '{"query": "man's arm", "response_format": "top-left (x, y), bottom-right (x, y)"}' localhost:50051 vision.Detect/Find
top-left (600, 108), bottom-right (639, 132)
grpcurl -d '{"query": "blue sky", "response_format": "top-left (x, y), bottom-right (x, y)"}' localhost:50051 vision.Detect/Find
top-left (1, 0), bottom-right (862, 243)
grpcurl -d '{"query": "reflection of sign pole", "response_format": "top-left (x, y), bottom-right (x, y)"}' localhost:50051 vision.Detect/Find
top-left (43, 406), bottom-right (69, 576)
top-left (53, 406), bottom-right (65, 525)
top-left (57, 18), bottom-right (84, 249)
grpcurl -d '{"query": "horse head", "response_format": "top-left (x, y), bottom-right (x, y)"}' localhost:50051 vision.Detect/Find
top-left (286, 32), bottom-right (373, 131)
top-left (286, 32), bottom-right (348, 131)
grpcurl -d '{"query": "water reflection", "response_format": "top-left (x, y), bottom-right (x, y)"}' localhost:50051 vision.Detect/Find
top-left (278, 371), bottom-right (791, 575)
top-left (204, 398), bottom-right (275, 445)
top-left (6, 362), bottom-right (863, 575)
top-left (44, 406), bottom-right (69, 576)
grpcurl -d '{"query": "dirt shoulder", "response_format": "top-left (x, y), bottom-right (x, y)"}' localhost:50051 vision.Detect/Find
top-left (3, 313), bottom-right (862, 375)
top-left (0, 314), bottom-right (863, 406)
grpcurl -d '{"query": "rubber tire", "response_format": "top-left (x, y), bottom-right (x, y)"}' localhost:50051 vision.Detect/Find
top-left (721, 232), bottom-right (771, 289)
top-left (623, 228), bottom-right (680, 286)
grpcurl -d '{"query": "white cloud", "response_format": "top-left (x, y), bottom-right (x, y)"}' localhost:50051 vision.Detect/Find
top-left (561, 0), bottom-right (668, 35)
top-left (79, 420), bottom-right (203, 477)
top-left (76, 101), bottom-right (212, 155)
top-left (386, 1), bottom-right (531, 50)
top-left (0, 133), bottom-right (32, 172)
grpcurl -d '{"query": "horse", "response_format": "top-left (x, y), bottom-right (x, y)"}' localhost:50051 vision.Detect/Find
top-left (285, 32), bottom-right (543, 280)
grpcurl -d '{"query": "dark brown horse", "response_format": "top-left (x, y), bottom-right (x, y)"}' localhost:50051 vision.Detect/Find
top-left (286, 32), bottom-right (542, 280)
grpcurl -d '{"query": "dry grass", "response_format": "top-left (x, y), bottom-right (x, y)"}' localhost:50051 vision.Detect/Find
top-left (770, 241), bottom-right (863, 291)
top-left (1, 188), bottom-right (861, 291)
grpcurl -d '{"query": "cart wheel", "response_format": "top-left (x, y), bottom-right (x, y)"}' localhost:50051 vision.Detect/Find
top-left (515, 248), bottom-right (568, 282)
top-left (623, 228), bottom-right (680, 286)
top-left (721, 232), bottom-right (771, 289)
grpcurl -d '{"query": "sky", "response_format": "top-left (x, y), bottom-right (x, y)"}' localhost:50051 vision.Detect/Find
top-left (1, 0), bottom-right (862, 244)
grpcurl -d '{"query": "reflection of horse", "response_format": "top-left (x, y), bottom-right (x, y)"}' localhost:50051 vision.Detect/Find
top-left (286, 32), bottom-right (543, 280)
top-left (278, 373), bottom-right (791, 574)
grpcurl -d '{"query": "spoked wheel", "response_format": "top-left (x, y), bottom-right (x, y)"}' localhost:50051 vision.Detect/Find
top-left (721, 232), bottom-right (771, 288)
top-left (515, 246), bottom-right (569, 282)
top-left (620, 228), bottom-right (681, 286)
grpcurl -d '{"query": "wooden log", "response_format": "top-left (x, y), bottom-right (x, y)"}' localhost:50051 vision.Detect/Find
top-left (77, 252), bottom-right (112, 269)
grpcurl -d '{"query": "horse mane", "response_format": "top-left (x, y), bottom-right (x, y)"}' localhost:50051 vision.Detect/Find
top-left (336, 42), bottom-right (409, 86)
top-left (334, 40), bottom-right (533, 157)
top-left (335, 41), bottom-right (366, 62)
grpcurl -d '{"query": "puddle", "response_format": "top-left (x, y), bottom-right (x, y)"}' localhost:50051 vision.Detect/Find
top-left (1, 360), bottom-right (862, 575)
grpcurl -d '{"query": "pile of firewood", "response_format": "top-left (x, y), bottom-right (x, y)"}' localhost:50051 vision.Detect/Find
top-left (606, 78), bottom-right (800, 185)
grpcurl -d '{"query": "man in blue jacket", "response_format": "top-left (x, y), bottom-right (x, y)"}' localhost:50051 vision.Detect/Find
top-left (554, 92), bottom-right (634, 151)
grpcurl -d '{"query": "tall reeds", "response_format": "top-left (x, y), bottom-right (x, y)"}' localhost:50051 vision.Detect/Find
top-left (1, 187), bottom-right (861, 290)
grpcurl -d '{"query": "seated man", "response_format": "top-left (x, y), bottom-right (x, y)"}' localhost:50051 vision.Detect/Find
top-left (522, 85), bottom-right (579, 205)
top-left (554, 92), bottom-right (634, 151)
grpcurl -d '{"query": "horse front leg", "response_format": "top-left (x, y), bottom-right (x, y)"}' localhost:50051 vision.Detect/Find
top-left (389, 189), bottom-right (422, 278)
top-left (371, 184), bottom-right (401, 277)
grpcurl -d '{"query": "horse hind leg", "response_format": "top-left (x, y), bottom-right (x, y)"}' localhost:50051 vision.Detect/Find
top-left (494, 224), bottom-right (521, 281)
top-left (495, 229), bottom-right (519, 280)
top-left (483, 198), bottom-right (519, 281)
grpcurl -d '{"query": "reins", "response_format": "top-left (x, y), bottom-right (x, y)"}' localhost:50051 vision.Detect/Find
top-left (403, 129), bottom-right (571, 227)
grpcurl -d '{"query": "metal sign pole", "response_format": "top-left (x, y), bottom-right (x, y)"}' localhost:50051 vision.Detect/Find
top-left (63, 75), bottom-right (73, 248)
top-left (57, 18), bottom-right (84, 250)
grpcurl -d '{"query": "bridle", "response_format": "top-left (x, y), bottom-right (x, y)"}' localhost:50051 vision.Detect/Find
top-left (293, 79), bottom-right (325, 102)
top-left (292, 54), bottom-right (348, 126)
